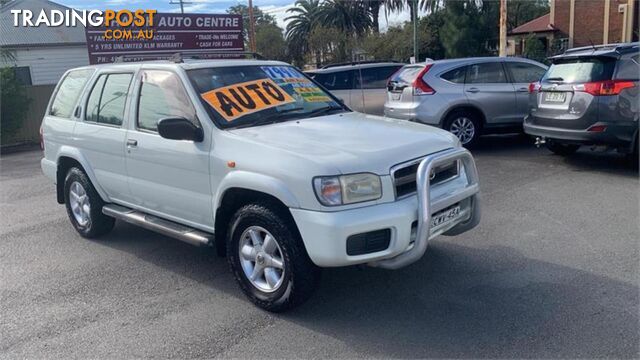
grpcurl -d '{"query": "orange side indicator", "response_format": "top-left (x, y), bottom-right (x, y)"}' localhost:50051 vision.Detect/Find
top-left (227, 161), bottom-right (236, 168)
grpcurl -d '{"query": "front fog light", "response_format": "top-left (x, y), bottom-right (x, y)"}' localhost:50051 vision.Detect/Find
top-left (313, 173), bottom-right (382, 206)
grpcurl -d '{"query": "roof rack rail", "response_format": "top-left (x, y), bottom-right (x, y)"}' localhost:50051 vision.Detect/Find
top-left (563, 42), bottom-right (639, 55)
top-left (320, 59), bottom-right (400, 69)
top-left (112, 51), bottom-right (265, 63)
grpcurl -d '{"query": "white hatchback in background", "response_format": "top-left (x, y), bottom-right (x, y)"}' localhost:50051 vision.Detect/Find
top-left (306, 62), bottom-right (404, 115)
top-left (41, 58), bottom-right (481, 312)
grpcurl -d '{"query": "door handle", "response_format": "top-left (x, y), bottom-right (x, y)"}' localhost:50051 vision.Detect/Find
top-left (516, 87), bottom-right (529, 92)
top-left (466, 87), bottom-right (479, 93)
top-left (126, 139), bottom-right (138, 147)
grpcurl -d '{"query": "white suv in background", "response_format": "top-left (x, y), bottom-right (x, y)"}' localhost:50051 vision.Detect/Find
top-left (41, 58), bottom-right (481, 312)
top-left (306, 61), bottom-right (404, 115)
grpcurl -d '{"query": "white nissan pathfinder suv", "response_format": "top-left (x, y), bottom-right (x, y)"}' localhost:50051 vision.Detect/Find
top-left (41, 59), bottom-right (481, 311)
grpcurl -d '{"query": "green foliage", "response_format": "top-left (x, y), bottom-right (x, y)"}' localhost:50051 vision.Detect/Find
top-left (227, 4), bottom-right (277, 45)
top-left (1, 67), bottom-right (32, 144)
top-left (523, 34), bottom-right (547, 63)
top-left (256, 23), bottom-right (288, 62)
top-left (507, 0), bottom-right (550, 30)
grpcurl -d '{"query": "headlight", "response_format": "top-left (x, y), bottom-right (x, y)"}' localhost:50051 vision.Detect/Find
top-left (313, 173), bottom-right (382, 206)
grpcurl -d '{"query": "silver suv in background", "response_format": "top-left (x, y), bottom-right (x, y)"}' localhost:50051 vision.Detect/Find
top-left (385, 57), bottom-right (547, 146)
top-left (307, 62), bottom-right (404, 115)
top-left (524, 43), bottom-right (639, 157)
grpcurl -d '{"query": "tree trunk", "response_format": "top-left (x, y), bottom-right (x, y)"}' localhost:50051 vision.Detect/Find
top-left (315, 50), bottom-right (322, 68)
top-left (370, 1), bottom-right (381, 33)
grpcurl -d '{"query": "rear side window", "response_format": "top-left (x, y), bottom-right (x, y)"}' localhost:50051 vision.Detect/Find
top-left (137, 70), bottom-right (196, 132)
top-left (389, 66), bottom-right (423, 85)
top-left (542, 57), bottom-right (616, 83)
top-left (507, 62), bottom-right (547, 83)
top-left (614, 55), bottom-right (640, 80)
top-left (441, 66), bottom-right (466, 84)
top-left (85, 73), bottom-right (133, 126)
top-left (313, 71), bottom-right (354, 90)
top-left (355, 66), bottom-right (403, 89)
top-left (466, 62), bottom-right (508, 83)
top-left (49, 69), bottom-right (93, 118)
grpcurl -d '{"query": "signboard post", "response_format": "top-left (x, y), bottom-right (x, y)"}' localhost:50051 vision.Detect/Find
top-left (85, 13), bottom-right (244, 64)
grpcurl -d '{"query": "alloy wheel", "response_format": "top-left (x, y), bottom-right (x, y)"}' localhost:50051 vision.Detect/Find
top-left (69, 181), bottom-right (91, 226)
top-left (450, 117), bottom-right (475, 145)
top-left (238, 226), bottom-right (286, 293)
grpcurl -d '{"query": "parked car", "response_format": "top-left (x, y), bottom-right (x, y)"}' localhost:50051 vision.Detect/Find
top-left (40, 58), bottom-right (481, 312)
top-left (384, 57), bottom-right (548, 146)
top-left (306, 61), bottom-right (404, 115)
top-left (524, 42), bottom-right (639, 157)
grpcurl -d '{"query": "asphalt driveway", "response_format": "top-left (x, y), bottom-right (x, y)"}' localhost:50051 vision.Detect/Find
top-left (1, 137), bottom-right (638, 358)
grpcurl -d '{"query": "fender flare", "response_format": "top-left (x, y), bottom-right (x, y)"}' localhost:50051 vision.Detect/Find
top-left (441, 104), bottom-right (488, 128)
top-left (56, 146), bottom-right (111, 203)
top-left (214, 170), bottom-right (300, 210)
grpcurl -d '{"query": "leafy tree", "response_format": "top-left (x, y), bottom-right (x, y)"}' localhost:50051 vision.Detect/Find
top-left (1, 67), bottom-right (32, 144)
top-left (523, 33), bottom-right (547, 63)
top-left (317, 0), bottom-right (372, 36)
top-left (256, 22), bottom-right (288, 62)
top-left (285, 0), bottom-right (322, 66)
top-left (508, 0), bottom-right (550, 30)
top-left (440, 0), bottom-right (495, 58)
top-left (227, 4), bottom-right (277, 46)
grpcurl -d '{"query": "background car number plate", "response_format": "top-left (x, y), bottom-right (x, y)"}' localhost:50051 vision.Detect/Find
top-left (431, 205), bottom-right (461, 228)
top-left (391, 93), bottom-right (401, 100)
top-left (544, 92), bottom-right (566, 102)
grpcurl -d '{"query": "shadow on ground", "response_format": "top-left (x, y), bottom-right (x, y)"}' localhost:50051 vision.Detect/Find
top-left (100, 222), bottom-right (639, 359)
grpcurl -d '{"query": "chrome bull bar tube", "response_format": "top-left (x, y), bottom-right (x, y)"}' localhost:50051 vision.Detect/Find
top-left (372, 147), bottom-right (480, 270)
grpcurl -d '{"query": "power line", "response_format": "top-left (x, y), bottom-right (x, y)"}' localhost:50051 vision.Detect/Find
top-left (169, 0), bottom-right (193, 14)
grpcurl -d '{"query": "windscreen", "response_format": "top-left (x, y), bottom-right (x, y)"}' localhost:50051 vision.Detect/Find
top-left (542, 57), bottom-right (616, 84)
top-left (187, 65), bottom-right (344, 129)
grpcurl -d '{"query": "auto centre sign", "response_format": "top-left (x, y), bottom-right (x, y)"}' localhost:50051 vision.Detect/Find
top-left (85, 13), bottom-right (243, 64)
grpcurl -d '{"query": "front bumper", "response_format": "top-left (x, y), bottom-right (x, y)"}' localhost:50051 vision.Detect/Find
top-left (291, 148), bottom-right (480, 268)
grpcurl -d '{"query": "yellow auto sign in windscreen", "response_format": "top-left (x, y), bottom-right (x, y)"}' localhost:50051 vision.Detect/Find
top-left (201, 78), bottom-right (295, 122)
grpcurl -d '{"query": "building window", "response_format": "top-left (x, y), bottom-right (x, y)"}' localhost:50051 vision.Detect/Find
top-left (13, 66), bottom-right (32, 86)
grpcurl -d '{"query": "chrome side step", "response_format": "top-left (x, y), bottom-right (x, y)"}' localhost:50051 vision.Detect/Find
top-left (102, 204), bottom-right (214, 247)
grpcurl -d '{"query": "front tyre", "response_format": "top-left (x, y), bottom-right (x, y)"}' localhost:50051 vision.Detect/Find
top-left (63, 167), bottom-right (115, 238)
top-left (228, 203), bottom-right (320, 312)
top-left (546, 141), bottom-right (580, 156)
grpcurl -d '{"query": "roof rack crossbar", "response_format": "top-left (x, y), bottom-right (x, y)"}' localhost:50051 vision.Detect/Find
top-left (321, 59), bottom-right (400, 69)
top-left (564, 42), bottom-right (639, 55)
top-left (112, 51), bottom-right (264, 63)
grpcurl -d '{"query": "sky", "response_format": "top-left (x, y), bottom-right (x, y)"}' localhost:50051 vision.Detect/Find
top-left (58, 0), bottom-right (415, 32)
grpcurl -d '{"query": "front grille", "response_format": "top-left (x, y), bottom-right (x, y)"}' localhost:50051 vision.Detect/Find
top-left (392, 159), bottom-right (459, 198)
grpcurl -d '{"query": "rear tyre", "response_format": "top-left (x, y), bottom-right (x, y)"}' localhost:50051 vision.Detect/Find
top-left (444, 110), bottom-right (481, 147)
top-left (63, 167), bottom-right (115, 238)
top-left (227, 203), bottom-right (320, 312)
top-left (545, 141), bottom-right (580, 156)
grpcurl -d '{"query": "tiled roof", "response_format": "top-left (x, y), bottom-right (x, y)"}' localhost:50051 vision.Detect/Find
top-left (0, 0), bottom-right (86, 47)
top-left (510, 13), bottom-right (556, 35)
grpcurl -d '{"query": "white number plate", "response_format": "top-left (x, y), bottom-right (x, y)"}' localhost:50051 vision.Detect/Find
top-left (544, 92), bottom-right (566, 102)
top-left (391, 93), bottom-right (401, 100)
top-left (431, 205), bottom-right (461, 228)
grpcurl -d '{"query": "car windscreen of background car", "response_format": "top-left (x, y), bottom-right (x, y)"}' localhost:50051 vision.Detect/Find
top-left (542, 57), bottom-right (616, 84)
top-left (187, 65), bottom-right (342, 128)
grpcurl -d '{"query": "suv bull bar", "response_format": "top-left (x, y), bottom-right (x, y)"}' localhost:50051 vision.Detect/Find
top-left (371, 147), bottom-right (480, 270)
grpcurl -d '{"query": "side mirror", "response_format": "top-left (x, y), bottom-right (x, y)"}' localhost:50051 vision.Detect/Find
top-left (157, 117), bottom-right (203, 142)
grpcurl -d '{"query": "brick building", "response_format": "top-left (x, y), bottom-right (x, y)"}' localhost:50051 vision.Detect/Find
top-left (508, 0), bottom-right (638, 57)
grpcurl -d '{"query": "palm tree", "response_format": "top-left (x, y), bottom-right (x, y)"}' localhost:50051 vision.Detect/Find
top-left (316, 0), bottom-right (372, 36)
top-left (285, 0), bottom-right (321, 65)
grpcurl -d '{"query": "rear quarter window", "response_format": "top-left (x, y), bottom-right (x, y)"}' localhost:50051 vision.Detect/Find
top-left (49, 69), bottom-right (94, 118)
top-left (313, 71), bottom-right (354, 90)
top-left (614, 55), bottom-right (640, 80)
top-left (441, 66), bottom-right (466, 84)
